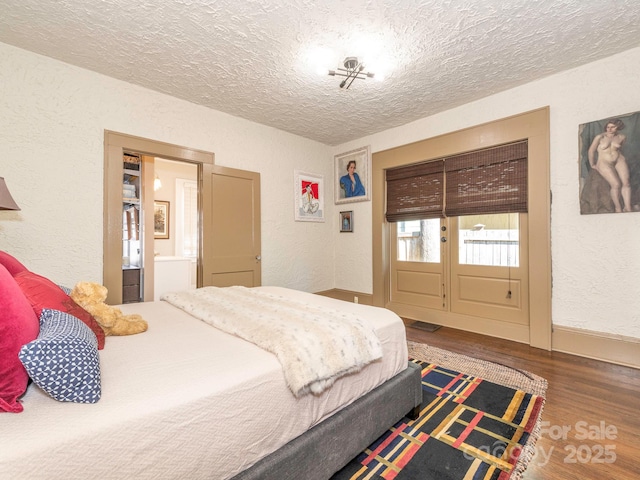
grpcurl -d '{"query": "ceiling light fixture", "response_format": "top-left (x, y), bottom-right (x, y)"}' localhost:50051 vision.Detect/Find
top-left (328, 57), bottom-right (375, 89)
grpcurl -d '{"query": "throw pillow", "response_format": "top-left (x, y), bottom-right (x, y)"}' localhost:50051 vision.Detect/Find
top-left (19, 309), bottom-right (101, 404)
top-left (0, 264), bottom-right (40, 413)
top-left (0, 250), bottom-right (29, 276)
top-left (13, 270), bottom-right (105, 350)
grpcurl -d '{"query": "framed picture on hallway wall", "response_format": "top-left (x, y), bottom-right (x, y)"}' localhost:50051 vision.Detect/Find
top-left (335, 145), bottom-right (371, 205)
top-left (294, 171), bottom-right (324, 222)
top-left (579, 111), bottom-right (640, 215)
top-left (154, 201), bottom-right (170, 238)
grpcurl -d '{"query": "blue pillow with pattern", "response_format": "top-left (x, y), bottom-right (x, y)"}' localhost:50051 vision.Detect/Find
top-left (19, 309), bottom-right (101, 403)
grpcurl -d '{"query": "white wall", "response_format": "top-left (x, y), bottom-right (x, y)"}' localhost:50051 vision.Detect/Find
top-left (153, 158), bottom-right (197, 258)
top-left (3, 41), bottom-right (639, 340)
top-left (334, 46), bottom-right (640, 340)
top-left (0, 42), bottom-right (335, 293)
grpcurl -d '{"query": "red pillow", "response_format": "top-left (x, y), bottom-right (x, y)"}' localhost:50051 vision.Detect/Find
top-left (13, 271), bottom-right (105, 350)
top-left (0, 251), bottom-right (28, 276)
top-left (0, 264), bottom-right (40, 413)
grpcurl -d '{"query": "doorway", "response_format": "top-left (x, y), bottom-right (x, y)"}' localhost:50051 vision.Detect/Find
top-left (371, 108), bottom-right (551, 349)
top-left (388, 213), bottom-right (529, 334)
top-left (152, 157), bottom-right (199, 300)
top-left (103, 131), bottom-right (262, 305)
top-left (103, 131), bottom-right (213, 304)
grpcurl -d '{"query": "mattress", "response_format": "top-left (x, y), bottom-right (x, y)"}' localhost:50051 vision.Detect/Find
top-left (0, 287), bottom-right (407, 480)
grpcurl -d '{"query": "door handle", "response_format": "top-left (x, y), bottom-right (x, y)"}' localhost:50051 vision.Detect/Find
top-left (441, 237), bottom-right (447, 243)
top-left (255, 255), bottom-right (261, 261)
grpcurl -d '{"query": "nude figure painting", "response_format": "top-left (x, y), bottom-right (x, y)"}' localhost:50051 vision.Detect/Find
top-left (579, 112), bottom-right (640, 215)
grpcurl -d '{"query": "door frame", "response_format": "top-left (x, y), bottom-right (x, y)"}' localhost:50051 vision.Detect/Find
top-left (103, 131), bottom-right (214, 304)
top-left (371, 108), bottom-right (551, 349)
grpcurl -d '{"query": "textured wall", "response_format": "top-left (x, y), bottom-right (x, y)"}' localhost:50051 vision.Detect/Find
top-left (152, 158), bottom-right (198, 258)
top-left (3, 40), bottom-right (640, 339)
top-left (334, 46), bottom-right (640, 339)
top-left (0, 42), bottom-right (335, 293)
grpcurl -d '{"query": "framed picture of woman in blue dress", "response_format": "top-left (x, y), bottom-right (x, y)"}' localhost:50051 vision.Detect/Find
top-left (334, 145), bottom-right (371, 205)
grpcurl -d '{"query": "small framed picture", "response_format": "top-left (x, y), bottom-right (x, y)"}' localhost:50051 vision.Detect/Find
top-left (335, 145), bottom-right (371, 204)
top-left (154, 201), bottom-right (170, 239)
top-left (339, 210), bottom-right (353, 232)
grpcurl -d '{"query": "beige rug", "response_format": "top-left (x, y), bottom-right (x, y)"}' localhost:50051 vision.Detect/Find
top-left (407, 341), bottom-right (548, 480)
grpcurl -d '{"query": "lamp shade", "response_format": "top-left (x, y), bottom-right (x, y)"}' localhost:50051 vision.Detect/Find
top-left (0, 177), bottom-right (21, 211)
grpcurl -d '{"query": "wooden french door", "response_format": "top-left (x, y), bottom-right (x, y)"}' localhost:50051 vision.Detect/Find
top-left (388, 213), bottom-right (529, 336)
top-left (389, 218), bottom-right (447, 312)
top-left (449, 214), bottom-right (529, 325)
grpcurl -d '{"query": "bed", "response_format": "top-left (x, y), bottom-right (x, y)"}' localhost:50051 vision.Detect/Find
top-left (0, 254), bottom-right (422, 479)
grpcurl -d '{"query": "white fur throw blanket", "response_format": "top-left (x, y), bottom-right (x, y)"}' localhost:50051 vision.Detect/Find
top-left (161, 286), bottom-right (382, 397)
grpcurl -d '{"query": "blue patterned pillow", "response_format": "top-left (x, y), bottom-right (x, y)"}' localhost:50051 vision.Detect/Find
top-left (19, 309), bottom-right (101, 403)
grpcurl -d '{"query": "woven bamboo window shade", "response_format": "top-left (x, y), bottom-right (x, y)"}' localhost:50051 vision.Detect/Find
top-left (385, 140), bottom-right (528, 222)
top-left (385, 160), bottom-right (444, 222)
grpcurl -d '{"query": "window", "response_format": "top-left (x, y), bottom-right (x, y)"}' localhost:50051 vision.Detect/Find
top-left (396, 219), bottom-right (441, 263)
top-left (458, 213), bottom-right (519, 266)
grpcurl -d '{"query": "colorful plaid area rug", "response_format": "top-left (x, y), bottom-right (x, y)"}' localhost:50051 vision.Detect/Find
top-left (332, 342), bottom-right (547, 480)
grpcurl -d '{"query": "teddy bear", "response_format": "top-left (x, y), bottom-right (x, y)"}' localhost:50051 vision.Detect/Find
top-left (70, 281), bottom-right (148, 336)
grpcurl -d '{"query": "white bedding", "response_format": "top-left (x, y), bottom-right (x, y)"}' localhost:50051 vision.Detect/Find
top-left (162, 286), bottom-right (383, 396)
top-left (0, 287), bottom-right (408, 480)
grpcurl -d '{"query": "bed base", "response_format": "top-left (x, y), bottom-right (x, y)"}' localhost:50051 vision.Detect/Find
top-left (231, 361), bottom-right (422, 480)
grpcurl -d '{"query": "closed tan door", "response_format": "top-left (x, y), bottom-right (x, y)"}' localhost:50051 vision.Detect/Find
top-left (390, 218), bottom-right (447, 311)
top-left (202, 165), bottom-right (261, 287)
top-left (449, 213), bottom-right (529, 326)
top-left (388, 213), bottom-right (529, 342)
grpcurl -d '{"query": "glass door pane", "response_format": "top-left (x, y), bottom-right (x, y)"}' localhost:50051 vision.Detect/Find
top-left (457, 213), bottom-right (519, 267)
top-left (396, 219), bottom-right (441, 263)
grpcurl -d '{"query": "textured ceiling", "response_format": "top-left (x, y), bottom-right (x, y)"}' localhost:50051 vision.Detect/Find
top-left (2, 0), bottom-right (640, 145)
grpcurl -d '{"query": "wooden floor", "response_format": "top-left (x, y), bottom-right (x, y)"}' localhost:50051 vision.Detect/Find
top-left (404, 322), bottom-right (640, 480)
